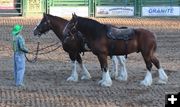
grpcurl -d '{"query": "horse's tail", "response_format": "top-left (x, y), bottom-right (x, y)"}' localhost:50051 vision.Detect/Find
top-left (152, 32), bottom-right (157, 52)
top-left (154, 40), bottom-right (157, 52)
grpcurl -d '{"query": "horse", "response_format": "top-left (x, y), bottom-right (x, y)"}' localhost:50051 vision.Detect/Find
top-left (63, 13), bottom-right (168, 87)
top-left (33, 13), bottom-right (127, 82)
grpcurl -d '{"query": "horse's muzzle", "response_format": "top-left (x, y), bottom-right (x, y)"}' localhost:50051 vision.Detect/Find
top-left (33, 30), bottom-right (42, 37)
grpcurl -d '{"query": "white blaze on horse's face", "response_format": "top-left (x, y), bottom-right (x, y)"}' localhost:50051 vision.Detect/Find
top-left (33, 21), bottom-right (41, 32)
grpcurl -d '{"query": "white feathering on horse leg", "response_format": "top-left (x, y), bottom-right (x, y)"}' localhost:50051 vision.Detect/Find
top-left (140, 71), bottom-right (152, 86)
top-left (158, 68), bottom-right (168, 84)
top-left (98, 71), bottom-right (105, 84)
top-left (98, 70), bottom-right (112, 87)
top-left (80, 64), bottom-right (91, 80)
top-left (67, 61), bottom-right (78, 82)
top-left (110, 56), bottom-right (118, 78)
top-left (116, 56), bottom-right (127, 81)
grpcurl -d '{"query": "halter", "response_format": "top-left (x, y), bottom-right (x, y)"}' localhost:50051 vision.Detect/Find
top-left (44, 15), bottom-right (53, 30)
top-left (34, 15), bottom-right (52, 35)
top-left (63, 20), bottom-right (78, 39)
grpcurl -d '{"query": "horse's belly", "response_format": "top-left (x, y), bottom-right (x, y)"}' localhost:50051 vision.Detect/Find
top-left (109, 40), bottom-right (138, 55)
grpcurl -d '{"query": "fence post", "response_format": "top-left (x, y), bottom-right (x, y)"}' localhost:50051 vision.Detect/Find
top-left (88, 0), bottom-right (95, 17)
top-left (22, 0), bottom-right (26, 16)
top-left (135, 0), bottom-right (142, 17)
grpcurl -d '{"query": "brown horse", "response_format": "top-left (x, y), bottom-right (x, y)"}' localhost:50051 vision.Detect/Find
top-left (33, 13), bottom-right (127, 82)
top-left (63, 14), bottom-right (168, 87)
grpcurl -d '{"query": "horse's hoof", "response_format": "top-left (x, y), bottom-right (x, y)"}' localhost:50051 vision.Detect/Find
top-left (98, 79), bottom-right (104, 85)
top-left (98, 79), bottom-right (112, 87)
top-left (110, 71), bottom-right (118, 79)
top-left (158, 79), bottom-right (168, 84)
top-left (100, 81), bottom-right (112, 87)
top-left (115, 76), bottom-right (127, 81)
top-left (81, 75), bottom-right (91, 80)
top-left (158, 68), bottom-right (168, 83)
top-left (140, 80), bottom-right (152, 86)
top-left (66, 76), bottom-right (78, 82)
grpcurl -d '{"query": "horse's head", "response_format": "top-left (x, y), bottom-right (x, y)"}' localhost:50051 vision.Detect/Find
top-left (33, 13), bottom-right (52, 37)
top-left (63, 13), bottom-right (78, 40)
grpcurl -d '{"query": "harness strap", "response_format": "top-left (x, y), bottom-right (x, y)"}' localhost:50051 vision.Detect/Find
top-left (125, 40), bottom-right (128, 59)
top-left (109, 43), bottom-right (115, 58)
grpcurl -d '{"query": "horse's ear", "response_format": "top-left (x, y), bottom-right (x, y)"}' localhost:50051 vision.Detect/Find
top-left (72, 13), bottom-right (77, 19)
top-left (74, 13), bottom-right (77, 18)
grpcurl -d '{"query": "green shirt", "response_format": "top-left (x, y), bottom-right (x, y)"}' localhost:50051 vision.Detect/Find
top-left (13, 34), bottom-right (28, 53)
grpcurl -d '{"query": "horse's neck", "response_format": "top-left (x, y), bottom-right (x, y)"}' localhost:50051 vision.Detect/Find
top-left (49, 17), bottom-right (67, 41)
top-left (77, 19), bottom-right (104, 40)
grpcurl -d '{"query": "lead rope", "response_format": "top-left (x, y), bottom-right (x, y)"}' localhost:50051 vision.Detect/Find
top-left (25, 41), bottom-right (40, 63)
top-left (25, 40), bottom-right (61, 63)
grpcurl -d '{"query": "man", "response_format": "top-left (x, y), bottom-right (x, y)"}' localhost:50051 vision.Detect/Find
top-left (11, 24), bottom-right (28, 86)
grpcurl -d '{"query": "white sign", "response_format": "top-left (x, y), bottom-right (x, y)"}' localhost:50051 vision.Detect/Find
top-left (142, 6), bottom-right (180, 16)
top-left (50, 6), bottom-right (88, 17)
top-left (0, 0), bottom-right (14, 9)
top-left (96, 6), bottom-right (134, 17)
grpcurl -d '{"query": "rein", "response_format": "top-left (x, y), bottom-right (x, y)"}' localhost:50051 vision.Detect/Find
top-left (25, 41), bottom-right (61, 63)
top-left (25, 41), bottom-right (40, 63)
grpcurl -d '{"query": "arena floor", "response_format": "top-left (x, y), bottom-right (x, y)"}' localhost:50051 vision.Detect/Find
top-left (0, 17), bottom-right (180, 107)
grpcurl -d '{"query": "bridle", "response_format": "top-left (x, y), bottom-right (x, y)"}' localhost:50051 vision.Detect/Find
top-left (63, 20), bottom-right (78, 38)
top-left (35, 15), bottom-right (52, 35)
top-left (44, 15), bottom-right (53, 31)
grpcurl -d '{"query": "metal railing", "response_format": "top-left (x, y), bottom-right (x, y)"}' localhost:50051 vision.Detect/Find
top-left (141, 0), bottom-right (180, 6)
top-left (0, 0), bottom-right (23, 16)
top-left (0, 0), bottom-right (179, 17)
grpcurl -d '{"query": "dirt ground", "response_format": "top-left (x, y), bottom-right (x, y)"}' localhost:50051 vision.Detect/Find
top-left (0, 17), bottom-right (180, 107)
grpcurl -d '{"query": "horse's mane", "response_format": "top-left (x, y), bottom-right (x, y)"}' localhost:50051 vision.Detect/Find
top-left (44, 14), bottom-right (68, 41)
top-left (78, 16), bottom-right (104, 28)
top-left (77, 16), bottom-right (106, 38)
top-left (46, 14), bottom-right (67, 23)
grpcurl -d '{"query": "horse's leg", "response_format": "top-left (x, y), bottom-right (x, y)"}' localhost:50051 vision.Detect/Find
top-left (110, 56), bottom-right (119, 79)
top-left (66, 54), bottom-right (78, 82)
top-left (76, 54), bottom-right (91, 80)
top-left (116, 55), bottom-right (128, 81)
top-left (140, 53), bottom-right (153, 86)
top-left (97, 54), bottom-right (112, 87)
top-left (151, 56), bottom-right (168, 84)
